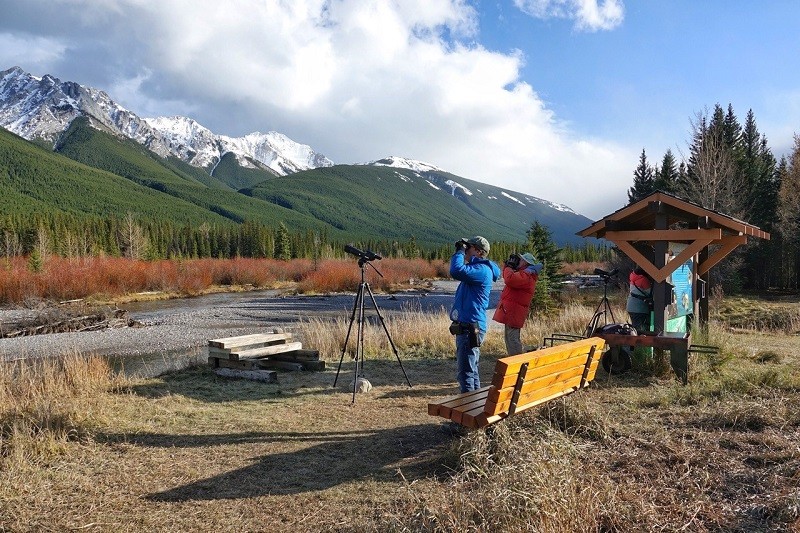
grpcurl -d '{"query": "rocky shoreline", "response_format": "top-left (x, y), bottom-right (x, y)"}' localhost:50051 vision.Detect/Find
top-left (0, 283), bottom-right (477, 366)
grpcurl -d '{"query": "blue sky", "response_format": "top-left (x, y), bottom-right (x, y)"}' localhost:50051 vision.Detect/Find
top-left (1, 0), bottom-right (799, 220)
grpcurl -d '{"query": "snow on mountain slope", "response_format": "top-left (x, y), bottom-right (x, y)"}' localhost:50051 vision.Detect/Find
top-left (0, 66), bottom-right (333, 176)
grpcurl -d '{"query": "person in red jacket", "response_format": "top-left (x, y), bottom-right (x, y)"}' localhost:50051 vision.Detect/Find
top-left (492, 252), bottom-right (542, 355)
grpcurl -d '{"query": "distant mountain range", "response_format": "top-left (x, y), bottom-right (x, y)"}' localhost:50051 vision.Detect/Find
top-left (0, 65), bottom-right (592, 247)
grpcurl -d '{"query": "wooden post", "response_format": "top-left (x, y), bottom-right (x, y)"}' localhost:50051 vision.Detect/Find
top-left (698, 246), bottom-right (710, 330)
top-left (652, 207), bottom-right (668, 335)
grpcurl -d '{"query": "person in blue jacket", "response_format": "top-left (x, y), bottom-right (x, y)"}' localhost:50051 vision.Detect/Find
top-left (449, 235), bottom-right (501, 393)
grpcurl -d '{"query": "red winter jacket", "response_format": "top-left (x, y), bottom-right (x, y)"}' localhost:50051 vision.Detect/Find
top-left (492, 265), bottom-right (538, 328)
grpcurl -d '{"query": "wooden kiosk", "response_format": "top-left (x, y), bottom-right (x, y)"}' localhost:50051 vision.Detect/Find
top-left (577, 191), bottom-right (770, 383)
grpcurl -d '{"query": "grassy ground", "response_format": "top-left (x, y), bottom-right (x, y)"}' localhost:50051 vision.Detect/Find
top-left (2, 299), bottom-right (800, 531)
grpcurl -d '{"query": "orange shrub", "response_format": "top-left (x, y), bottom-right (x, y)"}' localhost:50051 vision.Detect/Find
top-left (297, 260), bottom-right (362, 293)
top-left (0, 256), bottom-right (450, 304)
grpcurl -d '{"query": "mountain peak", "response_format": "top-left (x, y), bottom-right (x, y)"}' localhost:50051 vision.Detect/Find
top-left (366, 156), bottom-right (443, 173)
top-left (0, 66), bottom-right (334, 176)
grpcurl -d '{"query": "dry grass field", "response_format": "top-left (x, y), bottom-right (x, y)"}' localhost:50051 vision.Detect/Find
top-left (1, 298), bottom-right (800, 532)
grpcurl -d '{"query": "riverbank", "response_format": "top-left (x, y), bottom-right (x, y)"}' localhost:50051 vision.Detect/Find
top-left (0, 280), bottom-right (482, 374)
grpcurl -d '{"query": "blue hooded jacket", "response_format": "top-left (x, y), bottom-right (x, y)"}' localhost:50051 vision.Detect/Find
top-left (449, 251), bottom-right (501, 333)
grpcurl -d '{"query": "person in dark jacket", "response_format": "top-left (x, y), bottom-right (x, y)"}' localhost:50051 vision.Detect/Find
top-left (449, 236), bottom-right (501, 392)
top-left (493, 252), bottom-right (543, 355)
top-left (627, 266), bottom-right (653, 333)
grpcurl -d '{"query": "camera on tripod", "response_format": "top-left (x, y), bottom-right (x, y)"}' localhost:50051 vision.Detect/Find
top-left (344, 244), bottom-right (382, 262)
top-left (593, 267), bottom-right (618, 283)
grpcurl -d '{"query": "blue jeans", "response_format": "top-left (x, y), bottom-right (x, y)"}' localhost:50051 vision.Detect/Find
top-left (456, 330), bottom-right (485, 393)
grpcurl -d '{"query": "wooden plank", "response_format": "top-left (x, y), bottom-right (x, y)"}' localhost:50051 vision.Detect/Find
top-left (212, 367), bottom-right (278, 382)
top-left (494, 338), bottom-right (605, 376)
top-left (295, 359), bottom-right (325, 371)
top-left (208, 356), bottom-right (263, 371)
top-left (484, 366), bottom-right (598, 415)
top-left (269, 350), bottom-right (321, 362)
top-left (427, 386), bottom-right (490, 417)
top-left (491, 350), bottom-right (597, 389)
top-left (231, 342), bottom-right (304, 361)
top-left (208, 346), bottom-right (234, 359)
top-left (255, 360), bottom-right (304, 371)
top-left (436, 389), bottom-right (490, 419)
top-left (479, 388), bottom-right (581, 427)
top-left (208, 332), bottom-right (292, 349)
top-left (597, 333), bottom-right (688, 350)
top-left (456, 405), bottom-right (486, 429)
top-left (450, 397), bottom-right (490, 425)
top-left (487, 360), bottom-right (597, 408)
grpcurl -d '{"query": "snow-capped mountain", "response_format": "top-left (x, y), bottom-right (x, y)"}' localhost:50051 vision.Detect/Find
top-left (367, 155), bottom-right (444, 173)
top-left (365, 155), bottom-right (576, 215)
top-left (0, 66), bottom-right (333, 176)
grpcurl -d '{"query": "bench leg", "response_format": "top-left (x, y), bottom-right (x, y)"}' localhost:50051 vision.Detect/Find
top-left (670, 346), bottom-right (688, 385)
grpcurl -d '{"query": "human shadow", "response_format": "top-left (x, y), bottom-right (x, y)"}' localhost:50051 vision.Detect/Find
top-left (134, 423), bottom-right (451, 501)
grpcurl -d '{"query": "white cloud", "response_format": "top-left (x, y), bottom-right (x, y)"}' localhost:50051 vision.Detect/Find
top-left (0, 0), bottom-right (633, 218)
top-left (0, 33), bottom-right (66, 71)
top-left (513, 0), bottom-right (624, 32)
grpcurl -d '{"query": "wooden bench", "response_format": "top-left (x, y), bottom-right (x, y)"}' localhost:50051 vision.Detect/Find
top-left (428, 337), bottom-right (606, 429)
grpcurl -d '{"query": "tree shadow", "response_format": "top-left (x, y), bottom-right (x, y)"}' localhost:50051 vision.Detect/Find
top-left (119, 423), bottom-right (453, 501)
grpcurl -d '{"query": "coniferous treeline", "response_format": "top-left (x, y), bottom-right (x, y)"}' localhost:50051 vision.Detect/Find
top-left (626, 103), bottom-right (799, 291)
top-left (0, 207), bottom-right (611, 269)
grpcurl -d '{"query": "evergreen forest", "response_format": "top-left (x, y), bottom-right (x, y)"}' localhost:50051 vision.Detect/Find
top-left (626, 104), bottom-right (800, 292)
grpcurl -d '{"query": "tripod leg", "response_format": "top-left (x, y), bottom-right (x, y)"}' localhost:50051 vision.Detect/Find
top-left (353, 280), bottom-right (367, 403)
top-left (364, 283), bottom-right (412, 388)
top-left (334, 281), bottom-right (362, 388)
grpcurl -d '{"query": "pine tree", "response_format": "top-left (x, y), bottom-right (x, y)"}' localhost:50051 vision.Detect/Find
top-left (274, 222), bottom-right (291, 261)
top-left (778, 135), bottom-right (800, 288)
top-left (653, 149), bottom-right (678, 193)
top-left (628, 149), bottom-right (655, 203)
top-left (526, 221), bottom-right (562, 311)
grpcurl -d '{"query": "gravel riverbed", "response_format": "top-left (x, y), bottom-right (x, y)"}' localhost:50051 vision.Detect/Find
top-left (0, 282), bottom-right (499, 373)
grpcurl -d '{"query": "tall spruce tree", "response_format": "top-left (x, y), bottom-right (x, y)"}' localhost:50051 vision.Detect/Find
top-left (778, 136), bottom-right (800, 289)
top-left (526, 221), bottom-right (562, 311)
top-left (653, 149), bottom-right (678, 193)
top-left (628, 149), bottom-right (655, 203)
top-left (274, 222), bottom-right (292, 261)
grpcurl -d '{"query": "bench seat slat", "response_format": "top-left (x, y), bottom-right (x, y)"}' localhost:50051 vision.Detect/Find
top-left (451, 397), bottom-right (490, 425)
top-left (427, 386), bottom-right (490, 416)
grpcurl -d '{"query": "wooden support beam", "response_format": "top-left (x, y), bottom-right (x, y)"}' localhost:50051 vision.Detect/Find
top-left (697, 235), bottom-right (747, 276)
top-left (604, 228), bottom-right (721, 242)
top-left (611, 237), bottom-right (714, 283)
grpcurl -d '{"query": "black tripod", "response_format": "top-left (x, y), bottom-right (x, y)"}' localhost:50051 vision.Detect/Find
top-left (333, 247), bottom-right (412, 403)
top-left (584, 268), bottom-right (618, 337)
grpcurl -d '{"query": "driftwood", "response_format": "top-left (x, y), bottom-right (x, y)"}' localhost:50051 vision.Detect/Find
top-left (0, 307), bottom-right (142, 338)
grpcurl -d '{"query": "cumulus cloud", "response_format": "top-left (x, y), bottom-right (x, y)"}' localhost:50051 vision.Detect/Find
top-left (513, 0), bottom-right (624, 31)
top-left (0, 0), bottom-right (632, 217)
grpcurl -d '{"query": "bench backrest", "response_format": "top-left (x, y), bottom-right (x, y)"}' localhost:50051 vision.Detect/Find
top-left (483, 336), bottom-right (606, 418)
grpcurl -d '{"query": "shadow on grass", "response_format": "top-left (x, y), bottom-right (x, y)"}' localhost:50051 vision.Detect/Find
top-left (125, 423), bottom-right (453, 500)
top-left (123, 358), bottom-right (462, 403)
